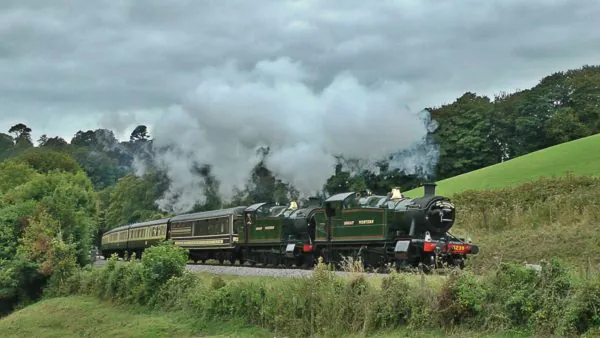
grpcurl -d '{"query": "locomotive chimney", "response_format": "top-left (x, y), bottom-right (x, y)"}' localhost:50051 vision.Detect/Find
top-left (423, 182), bottom-right (437, 197)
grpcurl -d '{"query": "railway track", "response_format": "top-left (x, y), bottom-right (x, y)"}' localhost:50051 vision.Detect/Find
top-left (91, 257), bottom-right (440, 278)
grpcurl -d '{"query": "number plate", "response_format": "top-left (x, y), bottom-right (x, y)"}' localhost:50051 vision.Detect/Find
top-left (285, 244), bottom-right (296, 252)
top-left (394, 240), bottom-right (411, 252)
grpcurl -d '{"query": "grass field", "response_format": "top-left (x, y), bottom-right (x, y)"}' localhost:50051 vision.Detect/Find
top-left (0, 296), bottom-right (273, 338)
top-left (404, 133), bottom-right (600, 197)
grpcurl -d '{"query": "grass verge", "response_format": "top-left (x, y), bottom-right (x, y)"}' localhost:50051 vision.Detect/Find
top-left (0, 295), bottom-right (272, 338)
top-left (0, 295), bottom-right (527, 338)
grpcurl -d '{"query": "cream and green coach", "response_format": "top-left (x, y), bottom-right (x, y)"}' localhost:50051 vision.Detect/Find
top-left (100, 218), bottom-right (169, 258)
top-left (100, 207), bottom-right (247, 263)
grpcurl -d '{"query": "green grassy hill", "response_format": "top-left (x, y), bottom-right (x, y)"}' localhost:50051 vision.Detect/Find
top-left (405, 133), bottom-right (600, 197)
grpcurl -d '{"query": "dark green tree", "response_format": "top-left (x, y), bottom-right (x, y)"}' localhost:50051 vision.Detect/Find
top-left (429, 92), bottom-right (497, 179)
top-left (8, 123), bottom-right (33, 149)
top-left (130, 125), bottom-right (149, 142)
top-left (0, 133), bottom-right (14, 154)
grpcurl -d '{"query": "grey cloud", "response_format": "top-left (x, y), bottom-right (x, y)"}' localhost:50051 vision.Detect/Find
top-left (0, 0), bottom-right (597, 119)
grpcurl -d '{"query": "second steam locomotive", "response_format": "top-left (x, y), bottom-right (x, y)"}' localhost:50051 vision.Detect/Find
top-left (101, 183), bottom-right (479, 271)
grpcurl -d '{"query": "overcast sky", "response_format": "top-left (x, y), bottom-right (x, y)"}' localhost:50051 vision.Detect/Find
top-left (1, 0), bottom-right (599, 143)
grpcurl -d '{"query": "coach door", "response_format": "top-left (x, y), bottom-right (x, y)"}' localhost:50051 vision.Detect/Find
top-left (243, 210), bottom-right (253, 244)
top-left (243, 203), bottom-right (268, 244)
top-left (166, 220), bottom-right (172, 240)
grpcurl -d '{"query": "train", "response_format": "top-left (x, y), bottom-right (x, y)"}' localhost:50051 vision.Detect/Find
top-left (100, 183), bottom-right (479, 272)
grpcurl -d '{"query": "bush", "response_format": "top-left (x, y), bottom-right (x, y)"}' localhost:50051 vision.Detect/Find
top-left (438, 270), bottom-right (486, 328)
top-left (370, 272), bottom-right (412, 329)
top-left (140, 240), bottom-right (188, 291)
top-left (559, 277), bottom-right (600, 336)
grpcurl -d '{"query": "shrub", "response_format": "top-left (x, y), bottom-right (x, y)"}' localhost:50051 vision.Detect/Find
top-left (370, 272), bottom-right (412, 329)
top-left (437, 270), bottom-right (486, 328)
top-left (140, 240), bottom-right (188, 291)
top-left (558, 277), bottom-right (600, 336)
top-left (486, 262), bottom-right (540, 327)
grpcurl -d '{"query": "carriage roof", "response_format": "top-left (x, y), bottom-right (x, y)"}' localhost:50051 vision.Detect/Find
top-left (169, 206), bottom-right (247, 222)
top-left (103, 217), bottom-right (171, 235)
top-left (129, 217), bottom-right (171, 229)
top-left (324, 192), bottom-right (356, 203)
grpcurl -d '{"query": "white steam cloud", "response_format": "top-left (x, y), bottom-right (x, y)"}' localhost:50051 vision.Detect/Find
top-left (137, 58), bottom-right (439, 213)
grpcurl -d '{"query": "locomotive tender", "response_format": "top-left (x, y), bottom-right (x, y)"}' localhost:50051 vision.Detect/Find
top-left (100, 183), bottom-right (479, 271)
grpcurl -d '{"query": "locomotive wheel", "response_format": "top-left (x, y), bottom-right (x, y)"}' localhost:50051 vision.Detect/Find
top-left (294, 255), bottom-right (304, 268)
top-left (419, 253), bottom-right (436, 274)
top-left (319, 248), bottom-right (328, 265)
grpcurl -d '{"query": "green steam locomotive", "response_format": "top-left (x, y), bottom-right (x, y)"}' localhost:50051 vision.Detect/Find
top-left (101, 183), bottom-right (479, 271)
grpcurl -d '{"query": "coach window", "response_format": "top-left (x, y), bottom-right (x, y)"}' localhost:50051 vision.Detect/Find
top-left (235, 218), bottom-right (244, 234)
top-left (191, 220), bottom-right (200, 236)
top-left (204, 220), bottom-right (211, 235)
top-left (198, 220), bottom-right (204, 235)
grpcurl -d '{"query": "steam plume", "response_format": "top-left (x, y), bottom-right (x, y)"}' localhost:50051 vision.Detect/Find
top-left (137, 58), bottom-right (439, 213)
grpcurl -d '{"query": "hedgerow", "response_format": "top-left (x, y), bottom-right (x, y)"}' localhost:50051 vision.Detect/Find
top-left (452, 174), bottom-right (600, 233)
top-left (45, 240), bottom-right (600, 337)
top-left (444, 175), bottom-right (600, 273)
